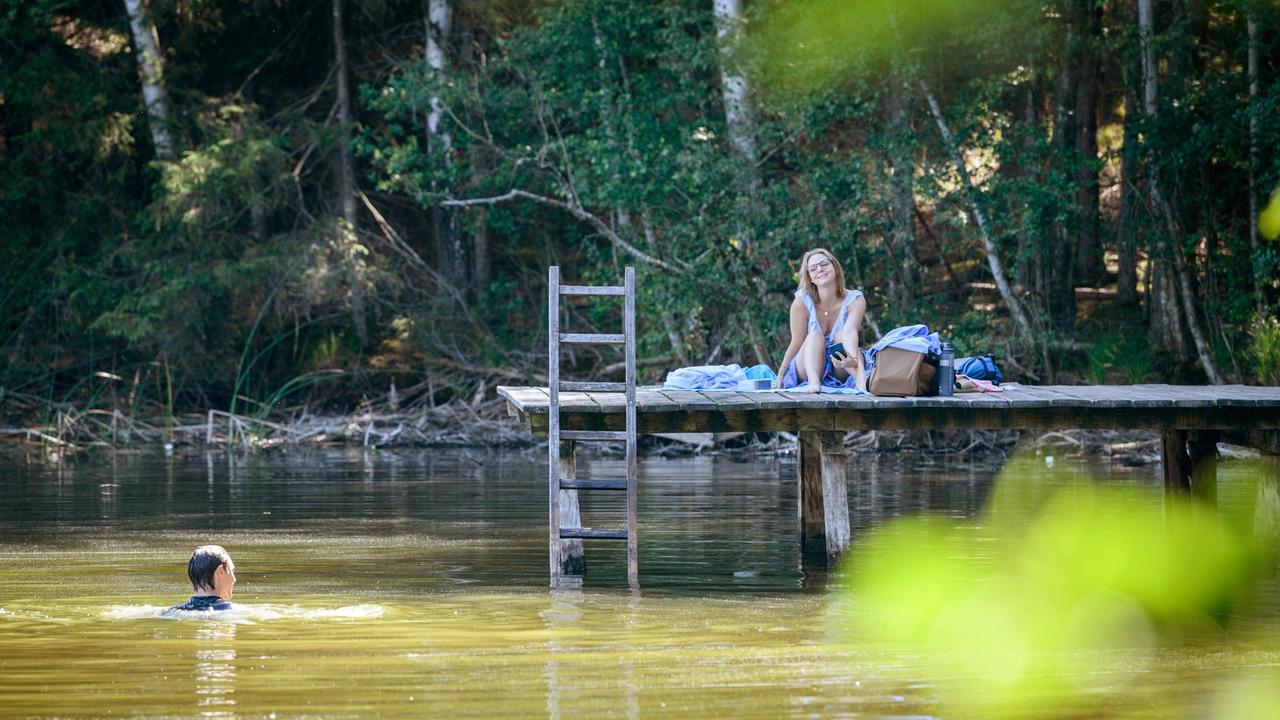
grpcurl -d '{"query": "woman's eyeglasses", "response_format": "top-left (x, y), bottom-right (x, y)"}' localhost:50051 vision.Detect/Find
top-left (807, 259), bottom-right (832, 273)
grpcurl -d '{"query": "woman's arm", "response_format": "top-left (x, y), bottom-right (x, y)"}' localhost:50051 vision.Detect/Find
top-left (774, 299), bottom-right (809, 388)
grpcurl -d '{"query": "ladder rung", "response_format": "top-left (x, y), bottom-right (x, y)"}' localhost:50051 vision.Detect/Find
top-left (561, 479), bottom-right (628, 491)
top-left (560, 381), bottom-right (627, 392)
top-left (559, 333), bottom-right (625, 345)
top-left (560, 285), bottom-right (626, 297)
top-left (560, 527), bottom-right (628, 540)
top-left (561, 429), bottom-right (627, 441)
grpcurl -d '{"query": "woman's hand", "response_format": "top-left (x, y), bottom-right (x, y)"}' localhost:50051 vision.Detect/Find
top-left (830, 348), bottom-right (855, 372)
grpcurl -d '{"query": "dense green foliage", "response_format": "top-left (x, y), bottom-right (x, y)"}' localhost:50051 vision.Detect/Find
top-left (2, 0), bottom-right (1277, 419)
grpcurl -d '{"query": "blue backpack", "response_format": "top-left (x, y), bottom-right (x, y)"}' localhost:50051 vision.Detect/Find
top-left (956, 355), bottom-right (1003, 385)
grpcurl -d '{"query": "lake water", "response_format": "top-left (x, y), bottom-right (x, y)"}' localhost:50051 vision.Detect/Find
top-left (1, 447), bottom-right (1276, 718)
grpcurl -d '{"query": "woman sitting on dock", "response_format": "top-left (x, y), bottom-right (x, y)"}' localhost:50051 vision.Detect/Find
top-left (773, 248), bottom-right (868, 393)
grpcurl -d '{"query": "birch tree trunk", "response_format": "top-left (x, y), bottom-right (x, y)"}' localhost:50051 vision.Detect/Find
top-left (332, 0), bottom-right (365, 343)
top-left (1138, 0), bottom-right (1223, 383)
top-left (712, 1), bottom-right (759, 174)
top-left (426, 0), bottom-right (452, 153)
top-left (1249, 14), bottom-right (1264, 317)
top-left (426, 0), bottom-right (466, 291)
top-left (121, 0), bottom-right (174, 160)
top-left (921, 81), bottom-right (1034, 345)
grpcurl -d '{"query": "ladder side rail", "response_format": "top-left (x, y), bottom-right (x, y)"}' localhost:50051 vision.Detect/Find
top-left (548, 266), bottom-right (562, 586)
top-left (624, 266), bottom-right (639, 588)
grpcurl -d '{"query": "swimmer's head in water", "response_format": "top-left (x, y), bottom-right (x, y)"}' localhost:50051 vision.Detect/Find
top-left (187, 544), bottom-right (236, 599)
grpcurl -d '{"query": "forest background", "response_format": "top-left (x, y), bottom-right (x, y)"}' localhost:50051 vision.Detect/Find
top-left (3, 0), bottom-right (1280, 433)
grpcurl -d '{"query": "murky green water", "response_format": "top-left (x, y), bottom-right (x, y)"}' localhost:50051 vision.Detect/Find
top-left (1, 448), bottom-right (1276, 718)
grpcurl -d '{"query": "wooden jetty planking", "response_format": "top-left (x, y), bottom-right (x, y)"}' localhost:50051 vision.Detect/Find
top-left (502, 385), bottom-right (1280, 434)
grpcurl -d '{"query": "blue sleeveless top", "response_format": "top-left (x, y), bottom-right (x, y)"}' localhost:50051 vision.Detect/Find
top-left (796, 288), bottom-right (864, 343)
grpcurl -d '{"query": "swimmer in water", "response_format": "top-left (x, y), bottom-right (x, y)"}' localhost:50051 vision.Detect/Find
top-left (164, 545), bottom-right (236, 614)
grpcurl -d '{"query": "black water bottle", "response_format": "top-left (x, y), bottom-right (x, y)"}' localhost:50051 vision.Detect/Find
top-left (938, 342), bottom-right (955, 397)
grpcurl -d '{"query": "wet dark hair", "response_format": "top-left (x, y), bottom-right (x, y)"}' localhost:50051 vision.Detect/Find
top-left (187, 545), bottom-right (232, 591)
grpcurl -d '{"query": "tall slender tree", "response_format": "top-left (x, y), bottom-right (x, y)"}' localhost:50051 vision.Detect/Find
top-left (1073, 0), bottom-right (1103, 287)
top-left (713, 0), bottom-right (759, 187)
top-left (121, 0), bottom-right (174, 159)
top-left (1249, 12), bottom-right (1264, 318)
top-left (332, 0), bottom-right (365, 343)
top-left (427, 0), bottom-right (467, 291)
top-left (1138, 0), bottom-right (1223, 383)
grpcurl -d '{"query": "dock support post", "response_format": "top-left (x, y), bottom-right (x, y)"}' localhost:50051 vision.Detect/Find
top-left (1162, 430), bottom-right (1220, 501)
top-left (1188, 430), bottom-right (1220, 503)
top-left (558, 440), bottom-right (586, 576)
top-left (1161, 430), bottom-right (1191, 493)
top-left (798, 431), bottom-right (851, 564)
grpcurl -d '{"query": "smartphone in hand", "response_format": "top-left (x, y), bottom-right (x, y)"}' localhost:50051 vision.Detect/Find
top-left (828, 343), bottom-right (848, 361)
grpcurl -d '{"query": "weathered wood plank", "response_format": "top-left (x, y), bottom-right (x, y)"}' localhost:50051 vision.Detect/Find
top-left (510, 384), bottom-right (1280, 434)
top-left (695, 390), bottom-right (763, 410)
top-left (624, 264), bottom-right (638, 590)
top-left (559, 284), bottom-right (625, 296)
top-left (497, 385), bottom-right (551, 413)
top-left (635, 387), bottom-right (682, 412)
top-left (547, 268), bottom-right (563, 587)
top-left (561, 381), bottom-right (626, 392)
top-left (656, 388), bottom-right (720, 411)
top-left (559, 332), bottom-right (625, 345)
top-left (1045, 385), bottom-right (1134, 408)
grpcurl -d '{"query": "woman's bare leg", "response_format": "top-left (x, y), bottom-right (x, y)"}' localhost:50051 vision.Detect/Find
top-left (797, 330), bottom-right (825, 393)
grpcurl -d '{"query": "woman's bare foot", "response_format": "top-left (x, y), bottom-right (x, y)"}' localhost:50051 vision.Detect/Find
top-left (802, 381), bottom-right (822, 394)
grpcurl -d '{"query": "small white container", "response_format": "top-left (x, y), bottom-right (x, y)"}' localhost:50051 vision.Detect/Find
top-left (737, 378), bottom-right (772, 391)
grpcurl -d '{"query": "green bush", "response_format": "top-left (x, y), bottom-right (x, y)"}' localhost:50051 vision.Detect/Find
top-left (1249, 316), bottom-right (1280, 386)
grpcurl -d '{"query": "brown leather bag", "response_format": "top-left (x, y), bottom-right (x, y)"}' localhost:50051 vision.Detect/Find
top-left (869, 347), bottom-right (937, 397)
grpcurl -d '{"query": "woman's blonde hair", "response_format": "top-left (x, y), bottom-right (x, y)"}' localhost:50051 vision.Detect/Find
top-left (796, 247), bottom-right (847, 298)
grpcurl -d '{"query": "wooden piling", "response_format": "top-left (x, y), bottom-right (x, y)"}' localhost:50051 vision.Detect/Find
top-left (798, 431), bottom-right (850, 564)
top-left (1161, 429), bottom-right (1191, 492)
top-left (557, 440), bottom-right (586, 575)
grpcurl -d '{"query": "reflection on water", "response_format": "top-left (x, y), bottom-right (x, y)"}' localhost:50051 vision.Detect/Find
top-left (195, 622), bottom-right (237, 717)
top-left (0, 448), bottom-right (1275, 718)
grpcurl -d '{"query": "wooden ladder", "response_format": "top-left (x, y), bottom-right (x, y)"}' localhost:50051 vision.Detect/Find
top-left (547, 265), bottom-right (638, 588)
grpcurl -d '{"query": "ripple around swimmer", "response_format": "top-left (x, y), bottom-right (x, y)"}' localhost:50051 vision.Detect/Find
top-left (101, 603), bottom-right (387, 622)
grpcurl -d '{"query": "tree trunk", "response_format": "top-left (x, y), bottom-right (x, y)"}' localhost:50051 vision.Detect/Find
top-left (921, 80), bottom-right (1035, 345)
top-left (1049, 15), bottom-right (1078, 334)
top-left (1116, 74), bottom-right (1140, 305)
top-left (121, 0), bottom-right (174, 160)
top-left (885, 58), bottom-right (916, 311)
top-left (472, 206), bottom-right (489, 292)
top-left (332, 0), bottom-right (365, 343)
top-left (712, 1), bottom-right (759, 177)
top-left (1138, 0), bottom-right (1223, 383)
top-left (1073, 0), bottom-right (1102, 288)
top-left (1138, 0), bottom-right (1183, 360)
top-left (1016, 85), bottom-right (1039, 293)
top-left (1249, 14), bottom-right (1264, 317)
top-left (426, 0), bottom-right (452, 152)
top-left (426, 0), bottom-right (466, 292)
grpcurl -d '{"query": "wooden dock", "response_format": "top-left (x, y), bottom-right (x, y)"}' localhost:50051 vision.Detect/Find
top-left (500, 383), bottom-right (1280, 576)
